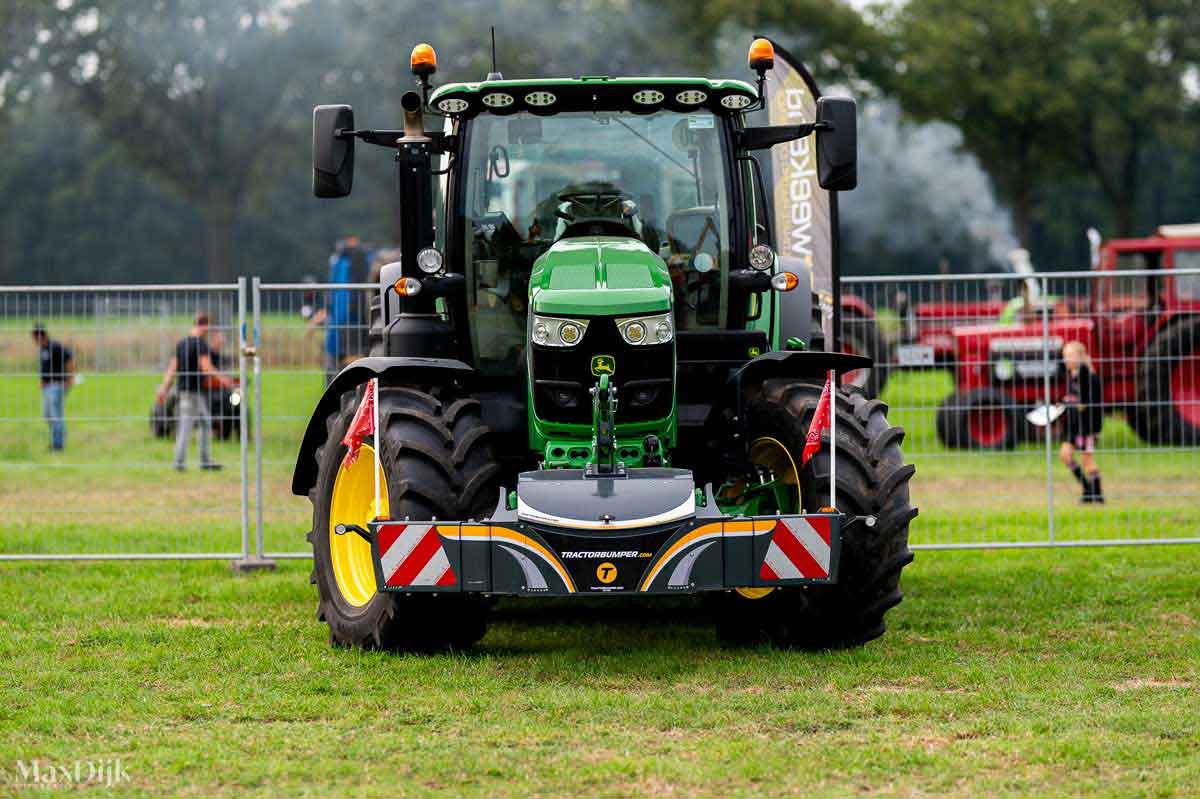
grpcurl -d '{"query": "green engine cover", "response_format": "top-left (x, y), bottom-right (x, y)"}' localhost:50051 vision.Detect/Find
top-left (529, 237), bottom-right (672, 317)
top-left (526, 236), bottom-right (676, 465)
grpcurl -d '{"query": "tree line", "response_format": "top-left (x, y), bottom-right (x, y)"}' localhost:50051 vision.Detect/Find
top-left (1, 0), bottom-right (1197, 284)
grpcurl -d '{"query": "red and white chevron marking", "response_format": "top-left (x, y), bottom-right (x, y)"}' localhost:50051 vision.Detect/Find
top-left (377, 523), bottom-right (456, 588)
top-left (759, 517), bottom-right (831, 580)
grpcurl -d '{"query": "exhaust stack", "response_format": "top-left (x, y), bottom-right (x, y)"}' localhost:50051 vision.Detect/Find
top-left (400, 90), bottom-right (428, 142)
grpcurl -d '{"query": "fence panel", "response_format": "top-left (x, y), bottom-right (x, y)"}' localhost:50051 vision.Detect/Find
top-left (0, 284), bottom-right (249, 559)
top-left (253, 282), bottom-right (377, 558)
top-left (844, 268), bottom-right (1200, 548)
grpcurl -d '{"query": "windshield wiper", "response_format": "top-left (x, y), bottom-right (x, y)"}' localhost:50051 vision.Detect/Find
top-left (610, 117), bottom-right (696, 179)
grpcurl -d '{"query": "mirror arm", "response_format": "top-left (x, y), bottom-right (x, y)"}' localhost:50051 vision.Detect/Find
top-left (338, 129), bottom-right (455, 154)
top-left (736, 123), bottom-right (816, 151)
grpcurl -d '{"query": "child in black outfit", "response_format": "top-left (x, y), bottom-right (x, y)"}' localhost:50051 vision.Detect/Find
top-left (1059, 341), bottom-right (1105, 503)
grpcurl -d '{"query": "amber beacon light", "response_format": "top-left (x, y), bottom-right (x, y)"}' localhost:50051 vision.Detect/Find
top-left (748, 38), bottom-right (775, 72)
top-left (411, 43), bottom-right (438, 76)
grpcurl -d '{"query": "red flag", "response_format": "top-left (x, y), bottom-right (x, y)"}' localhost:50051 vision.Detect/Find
top-left (341, 380), bottom-right (375, 469)
top-left (802, 374), bottom-right (833, 467)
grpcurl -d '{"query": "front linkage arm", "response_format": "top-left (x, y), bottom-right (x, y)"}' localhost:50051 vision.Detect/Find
top-left (587, 374), bottom-right (621, 476)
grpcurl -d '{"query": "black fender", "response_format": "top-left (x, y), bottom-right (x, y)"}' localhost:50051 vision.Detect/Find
top-left (699, 350), bottom-right (873, 480)
top-left (734, 350), bottom-right (872, 391)
top-left (291, 356), bottom-right (476, 496)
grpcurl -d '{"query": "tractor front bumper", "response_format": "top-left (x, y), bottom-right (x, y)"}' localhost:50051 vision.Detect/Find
top-left (364, 468), bottom-right (843, 596)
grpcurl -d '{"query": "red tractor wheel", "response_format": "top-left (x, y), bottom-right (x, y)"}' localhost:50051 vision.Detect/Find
top-left (936, 388), bottom-right (1018, 450)
top-left (1171, 352), bottom-right (1200, 429)
top-left (1129, 319), bottom-right (1200, 445)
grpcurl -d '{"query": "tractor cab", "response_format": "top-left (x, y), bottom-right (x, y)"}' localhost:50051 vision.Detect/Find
top-left (427, 76), bottom-right (781, 465)
top-left (431, 78), bottom-right (762, 369)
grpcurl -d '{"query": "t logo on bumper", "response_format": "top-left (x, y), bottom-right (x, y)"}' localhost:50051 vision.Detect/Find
top-left (595, 562), bottom-right (618, 584)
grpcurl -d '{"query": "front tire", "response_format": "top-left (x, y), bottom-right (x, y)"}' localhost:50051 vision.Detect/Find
top-left (712, 378), bottom-right (917, 649)
top-left (935, 388), bottom-right (1019, 450)
top-left (307, 384), bottom-right (501, 650)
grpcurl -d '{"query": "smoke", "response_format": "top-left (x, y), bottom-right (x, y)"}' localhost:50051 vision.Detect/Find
top-left (840, 98), bottom-right (1019, 274)
top-left (707, 23), bottom-right (1017, 276)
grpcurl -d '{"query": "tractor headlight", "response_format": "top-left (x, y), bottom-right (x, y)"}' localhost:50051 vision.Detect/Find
top-left (416, 247), bottom-right (444, 274)
top-left (559, 322), bottom-right (582, 345)
top-left (531, 315), bottom-right (589, 347)
top-left (617, 313), bottom-right (672, 346)
top-left (748, 244), bottom-right (775, 271)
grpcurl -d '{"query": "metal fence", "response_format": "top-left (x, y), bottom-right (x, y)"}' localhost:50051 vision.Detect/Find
top-left (1, 270), bottom-right (1197, 560)
top-left (0, 282), bottom-right (253, 560)
top-left (844, 267), bottom-right (1200, 548)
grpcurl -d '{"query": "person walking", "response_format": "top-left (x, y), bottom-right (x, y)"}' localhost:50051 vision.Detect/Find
top-left (1059, 340), bottom-right (1105, 503)
top-left (155, 313), bottom-right (233, 471)
top-left (32, 324), bottom-right (74, 452)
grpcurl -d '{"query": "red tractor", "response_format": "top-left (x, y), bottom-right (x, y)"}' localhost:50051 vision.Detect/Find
top-left (936, 226), bottom-right (1200, 448)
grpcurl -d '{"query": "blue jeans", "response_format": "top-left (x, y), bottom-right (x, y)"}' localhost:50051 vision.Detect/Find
top-left (41, 383), bottom-right (66, 450)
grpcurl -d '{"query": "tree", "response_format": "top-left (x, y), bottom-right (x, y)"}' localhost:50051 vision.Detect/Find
top-left (2, 0), bottom-right (347, 282)
top-left (877, 0), bottom-right (1197, 242)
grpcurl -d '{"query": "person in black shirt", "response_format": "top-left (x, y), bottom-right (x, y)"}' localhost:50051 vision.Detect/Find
top-left (31, 324), bottom-right (74, 451)
top-left (155, 313), bottom-right (234, 471)
top-left (1058, 341), bottom-right (1105, 503)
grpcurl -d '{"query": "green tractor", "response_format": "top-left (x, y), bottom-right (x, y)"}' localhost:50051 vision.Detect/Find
top-left (292, 38), bottom-right (916, 650)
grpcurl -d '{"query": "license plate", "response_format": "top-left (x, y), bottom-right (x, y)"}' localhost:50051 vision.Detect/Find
top-left (896, 344), bottom-right (935, 366)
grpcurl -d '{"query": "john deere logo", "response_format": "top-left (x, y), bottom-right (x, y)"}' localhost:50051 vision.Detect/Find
top-left (596, 562), bottom-right (618, 584)
top-left (591, 355), bottom-right (616, 376)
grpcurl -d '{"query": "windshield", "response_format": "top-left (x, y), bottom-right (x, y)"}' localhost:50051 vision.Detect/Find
top-left (460, 109), bottom-right (731, 374)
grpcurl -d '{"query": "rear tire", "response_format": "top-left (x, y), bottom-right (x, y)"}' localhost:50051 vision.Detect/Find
top-left (936, 388), bottom-right (1018, 450)
top-left (841, 312), bottom-right (889, 399)
top-left (1129, 319), bottom-right (1200, 445)
top-left (712, 379), bottom-right (916, 649)
top-left (307, 384), bottom-right (501, 650)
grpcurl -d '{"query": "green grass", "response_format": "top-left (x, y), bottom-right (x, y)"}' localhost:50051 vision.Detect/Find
top-left (1, 548), bottom-right (1197, 797)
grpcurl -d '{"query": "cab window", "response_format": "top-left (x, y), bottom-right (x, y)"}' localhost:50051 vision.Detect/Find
top-left (460, 109), bottom-right (733, 375)
top-left (1174, 249), bottom-right (1200, 300)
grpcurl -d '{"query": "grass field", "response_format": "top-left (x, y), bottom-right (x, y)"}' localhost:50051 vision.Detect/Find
top-left (1, 547), bottom-right (1197, 797)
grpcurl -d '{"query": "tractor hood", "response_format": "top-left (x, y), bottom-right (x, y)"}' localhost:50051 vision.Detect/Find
top-left (529, 237), bottom-right (672, 317)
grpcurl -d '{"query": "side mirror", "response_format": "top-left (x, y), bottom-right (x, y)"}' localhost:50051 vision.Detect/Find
top-left (815, 96), bottom-right (857, 191)
top-left (313, 104), bottom-right (355, 198)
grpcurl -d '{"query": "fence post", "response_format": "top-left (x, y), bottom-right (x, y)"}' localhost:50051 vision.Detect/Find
top-left (236, 278), bottom-right (251, 562)
top-left (1040, 276), bottom-right (1056, 543)
top-left (232, 277), bottom-right (276, 573)
top-left (253, 277), bottom-right (273, 567)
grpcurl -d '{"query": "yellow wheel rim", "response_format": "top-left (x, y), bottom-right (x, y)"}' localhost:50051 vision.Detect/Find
top-left (731, 437), bottom-right (803, 601)
top-left (748, 436), bottom-right (802, 513)
top-left (329, 443), bottom-right (389, 608)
